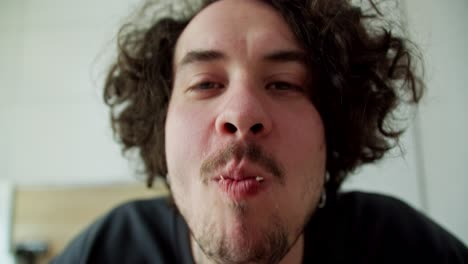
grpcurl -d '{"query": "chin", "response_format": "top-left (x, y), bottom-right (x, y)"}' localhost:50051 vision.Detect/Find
top-left (194, 214), bottom-right (290, 264)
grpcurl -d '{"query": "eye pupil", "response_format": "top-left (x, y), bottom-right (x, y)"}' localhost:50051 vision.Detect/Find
top-left (266, 81), bottom-right (304, 94)
top-left (275, 82), bottom-right (290, 90)
top-left (270, 82), bottom-right (293, 90)
top-left (199, 82), bottom-right (214, 89)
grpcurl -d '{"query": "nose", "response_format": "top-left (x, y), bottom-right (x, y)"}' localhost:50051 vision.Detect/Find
top-left (215, 87), bottom-right (272, 139)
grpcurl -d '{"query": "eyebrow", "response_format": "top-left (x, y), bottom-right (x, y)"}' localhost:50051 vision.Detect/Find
top-left (262, 50), bottom-right (307, 65)
top-left (177, 49), bottom-right (307, 69)
top-left (178, 50), bottom-right (226, 67)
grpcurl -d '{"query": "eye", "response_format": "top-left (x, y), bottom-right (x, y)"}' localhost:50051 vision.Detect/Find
top-left (191, 81), bottom-right (224, 91)
top-left (186, 81), bottom-right (225, 99)
top-left (267, 81), bottom-right (303, 92)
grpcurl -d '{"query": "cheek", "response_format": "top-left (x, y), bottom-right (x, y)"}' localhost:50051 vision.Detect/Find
top-left (164, 102), bottom-right (220, 221)
top-left (279, 103), bottom-right (325, 160)
top-left (275, 103), bottom-right (326, 204)
top-left (165, 102), bottom-right (214, 183)
top-left (293, 106), bottom-right (325, 175)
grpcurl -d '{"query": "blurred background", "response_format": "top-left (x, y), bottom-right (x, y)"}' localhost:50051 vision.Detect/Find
top-left (1, 0), bottom-right (467, 263)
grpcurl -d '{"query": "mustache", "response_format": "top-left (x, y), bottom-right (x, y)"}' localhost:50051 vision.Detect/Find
top-left (200, 142), bottom-right (284, 184)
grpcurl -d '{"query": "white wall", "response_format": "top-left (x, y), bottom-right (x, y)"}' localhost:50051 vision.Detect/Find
top-left (0, 0), bottom-right (142, 185)
top-left (345, 0), bottom-right (468, 245)
top-left (403, 0), bottom-right (468, 246)
top-left (0, 0), bottom-right (466, 245)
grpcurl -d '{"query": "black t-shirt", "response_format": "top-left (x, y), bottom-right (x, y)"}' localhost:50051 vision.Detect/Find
top-left (52, 192), bottom-right (468, 263)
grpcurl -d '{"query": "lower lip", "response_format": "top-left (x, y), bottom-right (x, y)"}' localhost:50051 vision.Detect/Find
top-left (217, 178), bottom-right (263, 200)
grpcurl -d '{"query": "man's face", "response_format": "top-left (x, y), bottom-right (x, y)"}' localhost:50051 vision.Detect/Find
top-left (165, 0), bottom-right (326, 262)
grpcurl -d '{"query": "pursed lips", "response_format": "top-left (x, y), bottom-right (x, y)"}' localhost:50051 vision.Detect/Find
top-left (211, 164), bottom-right (269, 201)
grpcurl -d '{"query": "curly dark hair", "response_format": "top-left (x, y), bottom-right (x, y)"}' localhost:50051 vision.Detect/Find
top-left (104, 0), bottom-right (424, 195)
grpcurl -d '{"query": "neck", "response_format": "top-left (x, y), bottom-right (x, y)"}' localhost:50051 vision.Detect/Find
top-left (190, 234), bottom-right (304, 264)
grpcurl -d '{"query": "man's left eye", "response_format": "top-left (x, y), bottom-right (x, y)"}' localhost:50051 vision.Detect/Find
top-left (267, 82), bottom-right (302, 92)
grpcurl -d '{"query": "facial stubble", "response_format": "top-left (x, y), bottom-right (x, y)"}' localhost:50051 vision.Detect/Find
top-left (180, 142), bottom-right (309, 264)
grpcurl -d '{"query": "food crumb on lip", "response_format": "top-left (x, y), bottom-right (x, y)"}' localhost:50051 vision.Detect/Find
top-left (216, 175), bottom-right (264, 182)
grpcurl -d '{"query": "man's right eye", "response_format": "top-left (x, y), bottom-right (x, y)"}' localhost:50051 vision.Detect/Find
top-left (186, 81), bottom-right (225, 99)
top-left (192, 82), bottom-right (224, 90)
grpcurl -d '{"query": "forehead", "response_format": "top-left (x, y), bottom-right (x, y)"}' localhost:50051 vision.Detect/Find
top-left (174, 0), bottom-right (302, 65)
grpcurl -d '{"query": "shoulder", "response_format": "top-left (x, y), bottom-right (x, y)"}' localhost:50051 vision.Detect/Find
top-left (305, 191), bottom-right (468, 264)
top-left (335, 192), bottom-right (460, 244)
top-left (98, 196), bottom-right (177, 232)
top-left (52, 196), bottom-right (192, 263)
top-left (334, 191), bottom-right (429, 229)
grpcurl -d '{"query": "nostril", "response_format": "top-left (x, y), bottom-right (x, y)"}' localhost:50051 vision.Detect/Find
top-left (250, 123), bottom-right (264, 134)
top-left (224, 123), bottom-right (237, 133)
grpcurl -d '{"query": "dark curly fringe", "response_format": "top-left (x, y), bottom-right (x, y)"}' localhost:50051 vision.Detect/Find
top-left (103, 0), bottom-right (424, 193)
